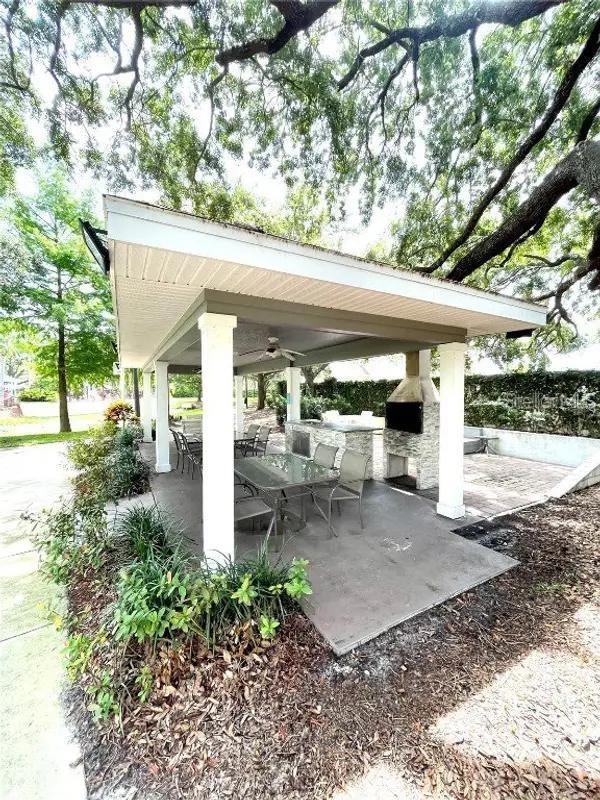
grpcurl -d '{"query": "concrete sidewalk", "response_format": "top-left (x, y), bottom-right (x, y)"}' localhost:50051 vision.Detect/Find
top-left (0, 444), bottom-right (86, 800)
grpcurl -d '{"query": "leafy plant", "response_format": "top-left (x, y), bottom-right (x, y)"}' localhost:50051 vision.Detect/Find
top-left (106, 446), bottom-right (149, 499)
top-left (67, 420), bottom-right (149, 501)
top-left (112, 548), bottom-right (195, 645)
top-left (86, 670), bottom-right (120, 721)
top-left (135, 664), bottom-right (154, 703)
top-left (258, 615), bottom-right (280, 639)
top-left (283, 559), bottom-right (313, 600)
top-left (104, 400), bottom-right (137, 425)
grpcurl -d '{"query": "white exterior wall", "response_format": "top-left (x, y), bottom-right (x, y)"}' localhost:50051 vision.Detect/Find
top-left (199, 312), bottom-right (237, 564)
top-left (464, 425), bottom-right (600, 468)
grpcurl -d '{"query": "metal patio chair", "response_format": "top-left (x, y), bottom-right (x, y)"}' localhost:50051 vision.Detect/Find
top-left (236, 423), bottom-right (259, 456)
top-left (170, 428), bottom-right (184, 471)
top-left (311, 449), bottom-right (370, 535)
top-left (252, 426), bottom-right (271, 456)
top-left (313, 442), bottom-right (339, 469)
top-left (181, 433), bottom-right (202, 478)
top-left (281, 442), bottom-right (339, 518)
top-left (234, 481), bottom-right (274, 533)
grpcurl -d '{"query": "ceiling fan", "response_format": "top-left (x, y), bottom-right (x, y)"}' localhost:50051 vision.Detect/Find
top-left (237, 336), bottom-right (306, 362)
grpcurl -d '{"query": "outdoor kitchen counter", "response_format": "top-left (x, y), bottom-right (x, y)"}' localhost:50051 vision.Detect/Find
top-left (284, 419), bottom-right (382, 478)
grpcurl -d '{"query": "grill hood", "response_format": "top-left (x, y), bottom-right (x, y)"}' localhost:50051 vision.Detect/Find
top-left (387, 374), bottom-right (439, 405)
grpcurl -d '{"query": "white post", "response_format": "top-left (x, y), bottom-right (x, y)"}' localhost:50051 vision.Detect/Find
top-left (119, 366), bottom-right (126, 400)
top-left (154, 361), bottom-right (171, 473)
top-left (285, 366), bottom-right (301, 421)
top-left (141, 371), bottom-right (153, 443)
top-left (437, 342), bottom-right (467, 519)
top-left (199, 312), bottom-right (237, 564)
top-left (234, 374), bottom-right (245, 433)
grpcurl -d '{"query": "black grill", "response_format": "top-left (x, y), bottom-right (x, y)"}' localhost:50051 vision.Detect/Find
top-left (385, 401), bottom-right (423, 434)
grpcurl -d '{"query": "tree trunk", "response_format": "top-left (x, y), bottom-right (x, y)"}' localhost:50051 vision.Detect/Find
top-left (132, 368), bottom-right (140, 417)
top-left (57, 320), bottom-right (71, 433)
top-left (257, 374), bottom-right (267, 410)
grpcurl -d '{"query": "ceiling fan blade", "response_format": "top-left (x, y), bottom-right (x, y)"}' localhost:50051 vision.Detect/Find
top-left (283, 349), bottom-right (306, 356)
top-left (280, 349), bottom-right (299, 361)
top-left (236, 348), bottom-right (266, 357)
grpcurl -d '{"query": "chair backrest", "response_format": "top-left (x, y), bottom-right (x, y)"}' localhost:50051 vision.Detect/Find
top-left (313, 442), bottom-right (338, 469)
top-left (245, 423), bottom-right (259, 438)
top-left (322, 409), bottom-right (341, 422)
top-left (181, 433), bottom-right (200, 460)
top-left (170, 428), bottom-right (182, 452)
top-left (360, 410), bottom-right (374, 418)
top-left (257, 425), bottom-right (270, 443)
top-left (338, 449), bottom-right (370, 493)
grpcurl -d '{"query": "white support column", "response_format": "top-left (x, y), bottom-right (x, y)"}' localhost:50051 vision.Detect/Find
top-left (199, 312), bottom-right (237, 564)
top-left (141, 371), bottom-right (153, 443)
top-left (234, 374), bottom-right (245, 432)
top-left (285, 366), bottom-right (301, 421)
top-left (154, 360), bottom-right (171, 473)
top-left (437, 342), bottom-right (467, 519)
top-left (119, 366), bottom-right (126, 400)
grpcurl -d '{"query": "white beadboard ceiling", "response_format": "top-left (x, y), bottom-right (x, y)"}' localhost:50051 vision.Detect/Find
top-left (105, 197), bottom-right (548, 368)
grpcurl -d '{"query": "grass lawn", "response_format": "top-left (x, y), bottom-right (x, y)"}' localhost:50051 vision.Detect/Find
top-left (0, 412), bottom-right (102, 436)
top-left (170, 397), bottom-right (203, 418)
top-left (0, 430), bottom-right (90, 448)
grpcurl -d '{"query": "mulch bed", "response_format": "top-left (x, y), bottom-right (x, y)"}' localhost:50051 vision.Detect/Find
top-left (69, 486), bottom-right (600, 799)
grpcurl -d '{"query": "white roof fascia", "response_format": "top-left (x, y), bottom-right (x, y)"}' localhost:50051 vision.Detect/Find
top-left (104, 195), bottom-right (547, 330)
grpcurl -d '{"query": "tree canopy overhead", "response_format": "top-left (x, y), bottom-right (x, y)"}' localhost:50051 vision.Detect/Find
top-left (1, 0), bottom-right (599, 341)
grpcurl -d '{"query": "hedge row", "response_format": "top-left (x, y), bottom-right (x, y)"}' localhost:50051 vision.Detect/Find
top-left (277, 370), bottom-right (600, 438)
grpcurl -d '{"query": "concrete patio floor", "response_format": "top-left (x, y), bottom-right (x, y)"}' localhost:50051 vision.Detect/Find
top-left (140, 444), bottom-right (516, 655)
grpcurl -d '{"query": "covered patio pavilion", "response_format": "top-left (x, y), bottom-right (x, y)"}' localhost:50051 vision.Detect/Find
top-left (92, 196), bottom-right (547, 651)
top-left (99, 195), bottom-right (548, 556)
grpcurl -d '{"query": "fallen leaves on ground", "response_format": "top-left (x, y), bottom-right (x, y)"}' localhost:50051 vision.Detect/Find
top-left (72, 486), bottom-right (600, 799)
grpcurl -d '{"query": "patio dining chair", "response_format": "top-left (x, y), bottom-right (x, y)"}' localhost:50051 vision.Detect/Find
top-left (236, 423), bottom-right (259, 456)
top-left (234, 482), bottom-right (274, 533)
top-left (313, 442), bottom-right (339, 469)
top-left (252, 426), bottom-right (271, 456)
top-left (280, 442), bottom-right (339, 518)
top-left (170, 428), bottom-right (184, 471)
top-left (181, 433), bottom-right (202, 479)
top-left (311, 449), bottom-right (370, 535)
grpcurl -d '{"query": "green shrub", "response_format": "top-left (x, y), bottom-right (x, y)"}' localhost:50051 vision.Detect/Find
top-left (34, 493), bottom-right (111, 584)
top-left (67, 420), bottom-right (149, 501)
top-left (106, 446), bottom-right (150, 499)
top-left (113, 547), bottom-right (196, 644)
top-left (18, 386), bottom-right (55, 402)
top-left (111, 532), bottom-right (312, 648)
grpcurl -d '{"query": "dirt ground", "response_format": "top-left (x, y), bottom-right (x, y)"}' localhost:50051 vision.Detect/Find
top-left (73, 485), bottom-right (600, 800)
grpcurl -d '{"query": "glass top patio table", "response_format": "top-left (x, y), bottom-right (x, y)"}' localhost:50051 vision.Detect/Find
top-left (234, 452), bottom-right (337, 492)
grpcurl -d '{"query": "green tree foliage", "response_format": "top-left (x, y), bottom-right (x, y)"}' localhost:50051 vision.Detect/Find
top-left (0, 170), bottom-right (115, 431)
top-left (170, 373), bottom-right (201, 399)
top-left (1, 0), bottom-right (599, 349)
